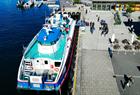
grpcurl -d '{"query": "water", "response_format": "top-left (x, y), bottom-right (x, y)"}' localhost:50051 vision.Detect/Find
top-left (0, 0), bottom-right (51, 94)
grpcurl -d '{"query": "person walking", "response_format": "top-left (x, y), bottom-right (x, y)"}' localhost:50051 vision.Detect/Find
top-left (108, 47), bottom-right (113, 58)
top-left (85, 9), bottom-right (88, 14)
top-left (91, 22), bottom-right (95, 33)
top-left (90, 21), bottom-right (92, 27)
top-left (91, 22), bottom-right (94, 29)
top-left (90, 22), bottom-right (95, 33)
top-left (101, 29), bottom-right (105, 36)
top-left (104, 29), bottom-right (108, 36)
top-left (104, 24), bottom-right (109, 36)
top-left (90, 22), bottom-right (93, 34)
top-left (97, 16), bottom-right (100, 22)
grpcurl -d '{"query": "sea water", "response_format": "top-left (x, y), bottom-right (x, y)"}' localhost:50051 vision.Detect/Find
top-left (0, 0), bottom-right (51, 94)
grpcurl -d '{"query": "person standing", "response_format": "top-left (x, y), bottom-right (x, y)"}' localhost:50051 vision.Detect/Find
top-left (90, 22), bottom-right (92, 33)
top-left (97, 16), bottom-right (100, 22)
top-left (90, 22), bottom-right (92, 27)
top-left (92, 22), bottom-right (95, 27)
top-left (92, 22), bottom-right (95, 33)
top-left (104, 24), bottom-right (108, 36)
top-left (108, 47), bottom-right (113, 58)
top-left (85, 9), bottom-right (88, 14)
top-left (130, 18), bottom-right (133, 24)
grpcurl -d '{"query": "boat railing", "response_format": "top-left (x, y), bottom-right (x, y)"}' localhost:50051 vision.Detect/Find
top-left (24, 36), bottom-right (37, 57)
top-left (56, 21), bottom-right (72, 80)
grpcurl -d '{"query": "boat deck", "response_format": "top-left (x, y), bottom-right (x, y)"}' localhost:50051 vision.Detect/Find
top-left (25, 35), bottom-right (66, 60)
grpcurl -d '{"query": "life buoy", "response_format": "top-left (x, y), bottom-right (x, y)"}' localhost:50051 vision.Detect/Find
top-left (67, 37), bottom-right (72, 41)
top-left (50, 65), bottom-right (54, 69)
top-left (54, 68), bottom-right (59, 72)
top-left (65, 28), bottom-right (69, 31)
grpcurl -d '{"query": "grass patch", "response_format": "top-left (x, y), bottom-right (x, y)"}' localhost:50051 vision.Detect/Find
top-left (73, 0), bottom-right (80, 3)
top-left (137, 36), bottom-right (140, 40)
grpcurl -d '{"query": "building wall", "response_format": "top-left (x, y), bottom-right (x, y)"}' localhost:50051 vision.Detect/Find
top-left (131, 4), bottom-right (140, 11)
top-left (91, 1), bottom-right (140, 11)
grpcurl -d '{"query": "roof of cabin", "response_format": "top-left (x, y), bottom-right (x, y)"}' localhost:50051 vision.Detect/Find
top-left (25, 35), bottom-right (66, 60)
top-left (37, 27), bottom-right (61, 45)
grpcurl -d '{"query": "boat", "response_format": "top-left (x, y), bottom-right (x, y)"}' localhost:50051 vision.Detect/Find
top-left (17, 0), bottom-right (60, 10)
top-left (16, 0), bottom-right (25, 8)
top-left (17, 11), bottom-right (76, 94)
top-left (23, 0), bottom-right (34, 8)
top-left (16, 0), bottom-right (34, 9)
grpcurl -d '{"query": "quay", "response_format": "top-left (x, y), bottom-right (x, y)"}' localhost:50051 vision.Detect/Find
top-left (72, 7), bottom-right (120, 95)
top-left (64, 3), bottom-right (140, 95)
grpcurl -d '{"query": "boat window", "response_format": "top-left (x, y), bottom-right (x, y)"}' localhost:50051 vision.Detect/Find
top-left (44, 61), bottom-right (48, 64)
top-left (37, 60), bottom-right (39, 62)
top-left (54, 62), bottom-right (61, 67)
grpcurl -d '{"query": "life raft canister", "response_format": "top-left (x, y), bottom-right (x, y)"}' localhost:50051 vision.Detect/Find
top-left (65, 24), bottom-right (69, 33)
top-left (67, 37), bottom-right (72, 41)
top-left (65, 28), bottom-right (69, 33)
top-left (54, 68), bottom-right (59, 72)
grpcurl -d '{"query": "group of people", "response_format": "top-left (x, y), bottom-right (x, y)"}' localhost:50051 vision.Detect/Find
top-left (114, 74), bottom-right (134, 89)
top-left (99, 20), bottom-right (109, 36)
top-left (88, 15), bottom-right (109, 36)
top-left (122, 74), bottom-right (134, 89)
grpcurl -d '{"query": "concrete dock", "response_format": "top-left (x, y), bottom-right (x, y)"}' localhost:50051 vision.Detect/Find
top-left (74, 10), bottom-right (120, 95)
top-left (63, 4), bottom-right (140, 95)
top-left (69, 4), bottom-right (140, 95)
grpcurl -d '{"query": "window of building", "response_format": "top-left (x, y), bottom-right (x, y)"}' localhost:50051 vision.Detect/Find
top-left (102, 5), bottom-right (106, 10)
top-left (54, 62), bottom-right (61, 67)
top-left (93, 4), bottom-right (96, 10)
top-left (97, 4), bottom-right (101, 10)
top-left (107, 5), bottom-right (110, 10)
top-left (44, 61), bottom-right (48, 64)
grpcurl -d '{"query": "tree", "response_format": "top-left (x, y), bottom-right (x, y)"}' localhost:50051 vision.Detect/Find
top-left (134, 45), bottom-right (140, 50)
top-left (126, 6), bottom-right (133, 13)
top-left (124, 45), bottom-right (132, 50)
top-left (113, 44), bottom-right (120, 54)
top-left (122, 39), bottom-right (129, 45)
top-left (73, 0), bottom-right (80, 3)
top-left (126, 3), bottom-right (135, 13)
top-left (114, 38), bottom-right (119, 44)
top-left (132, 40), bottom-right (140, 46)
top-left (113, 44), bottom-right (120, 49)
